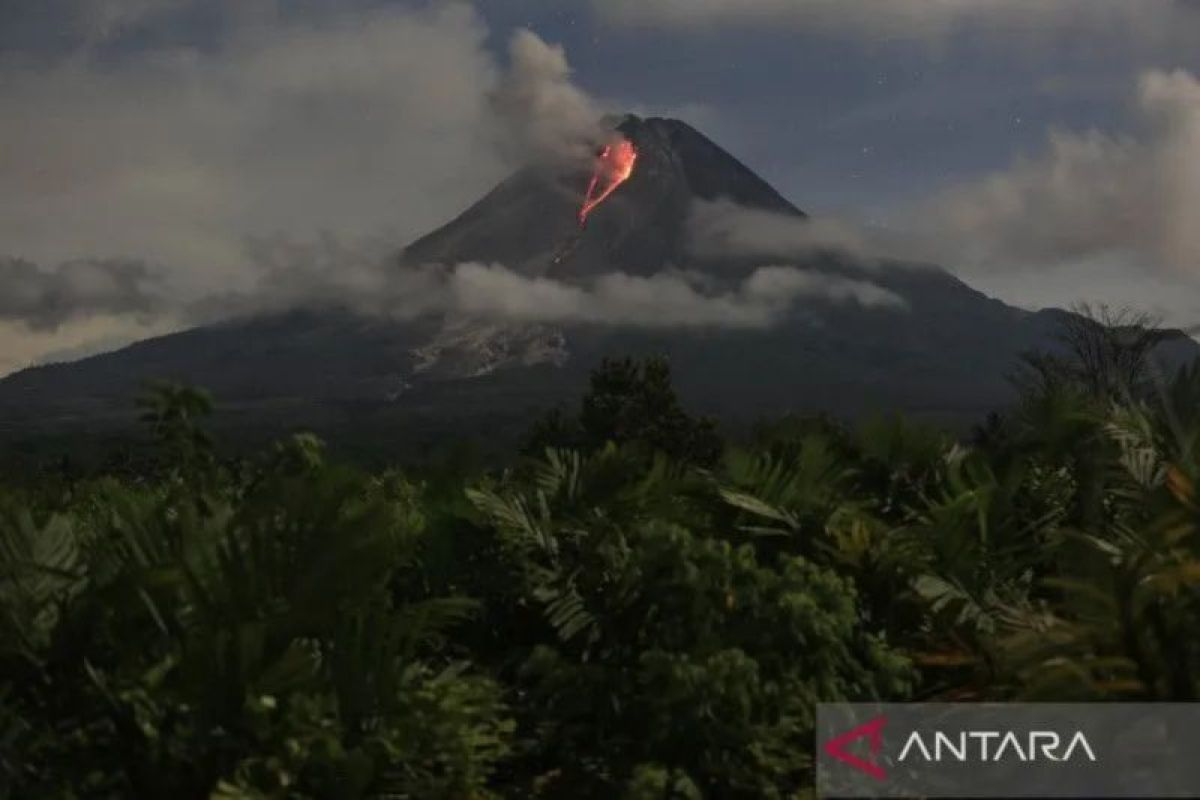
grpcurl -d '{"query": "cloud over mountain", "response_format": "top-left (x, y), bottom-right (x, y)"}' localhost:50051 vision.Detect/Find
top-left (0, 257), bottom-right (164, 331)
top-left (445, 263), bottom-right (904, 327)
top-left (686, 199), bottom-right (869, 261)
top-left (915, 69), bottom-right (1200, 277)
top-left (214, 231), bottom-right (905, 330)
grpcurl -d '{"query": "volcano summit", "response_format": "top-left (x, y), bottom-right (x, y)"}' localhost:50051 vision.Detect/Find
top-left (0, 115), bottom-right (1193, 452)
top-left (403, 115), bottom-right (808, 280)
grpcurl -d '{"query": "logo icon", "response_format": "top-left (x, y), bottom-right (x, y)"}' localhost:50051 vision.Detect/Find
top-left (824, 715), bottom-right (888, 781)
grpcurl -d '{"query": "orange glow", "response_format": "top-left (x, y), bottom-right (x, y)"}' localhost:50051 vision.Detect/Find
top-left (578, 137), bottom-right (638, 225)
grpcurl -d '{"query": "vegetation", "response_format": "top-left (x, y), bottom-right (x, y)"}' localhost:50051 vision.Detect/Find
top-left (4, 321), bottom-right (1200, 798)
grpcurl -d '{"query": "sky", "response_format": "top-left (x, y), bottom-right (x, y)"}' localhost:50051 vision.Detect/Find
top-left (2, 0), bottom-right (1200, 375)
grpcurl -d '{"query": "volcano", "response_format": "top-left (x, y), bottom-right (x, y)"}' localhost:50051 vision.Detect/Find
top-left (402, 115), bottom-right (806, 280)
top-left (0, 114), bottom-right (1195, 457)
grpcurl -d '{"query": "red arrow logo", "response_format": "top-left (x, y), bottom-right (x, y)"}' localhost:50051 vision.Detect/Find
top-left (824, 715), bottom-right (887, 781)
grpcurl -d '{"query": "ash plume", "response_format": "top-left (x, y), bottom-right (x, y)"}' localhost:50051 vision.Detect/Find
top-left (488, 28), bottom-right (608, 166)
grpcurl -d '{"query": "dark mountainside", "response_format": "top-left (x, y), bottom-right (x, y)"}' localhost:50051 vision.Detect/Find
top-left (403, 115), bottom-right (805, 279)
top-left (1, 115), bottom-right (1195, 454)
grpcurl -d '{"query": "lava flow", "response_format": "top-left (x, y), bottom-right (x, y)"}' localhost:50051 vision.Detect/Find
top-left (578, 137), bottom-right (638, 226)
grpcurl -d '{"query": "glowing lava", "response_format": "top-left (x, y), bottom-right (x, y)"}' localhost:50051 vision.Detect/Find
top-left (578, 137), bottom-right (638, 226)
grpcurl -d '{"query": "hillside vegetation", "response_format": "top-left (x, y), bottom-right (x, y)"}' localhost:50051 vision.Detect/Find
top-left (4, 313), bottom-right (1200, 798)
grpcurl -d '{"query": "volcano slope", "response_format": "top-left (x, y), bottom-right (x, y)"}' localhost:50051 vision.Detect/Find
top-left (0, 115), bottom-right (1195, 454)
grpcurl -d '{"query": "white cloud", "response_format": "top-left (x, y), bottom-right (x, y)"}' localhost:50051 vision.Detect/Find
top-left (687, 198), bottom-right (870, 261)
top-left (913, 69), bottom-right (1200, 279)
top-left (0, 317), bottom-right (172, 376)
top-left (445, 263), bottom-right (905, 327)
top-left (960, 255), bottom-right (1200, 324)
top-left (186, 227), bottom-right (909, 331)
top-left (446, 261), bottom-right (902, 326)
top-left (214, 230), bottom-right (905, 328)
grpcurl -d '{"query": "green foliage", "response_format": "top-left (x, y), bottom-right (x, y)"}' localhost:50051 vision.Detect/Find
top-left (137, 380), bottom-right (216, 477)
top-left (526, 357), bottom-right (724, 468)
top-left (1, 419), bottom-right (511, 798)
top-left (470, 444), bottom-right (910, 796)
top-left (7, 320), bottom-right (1200, 797)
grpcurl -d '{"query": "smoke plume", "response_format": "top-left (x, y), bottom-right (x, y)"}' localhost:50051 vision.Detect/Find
top-left (488, 29), bottom-right (608, 165)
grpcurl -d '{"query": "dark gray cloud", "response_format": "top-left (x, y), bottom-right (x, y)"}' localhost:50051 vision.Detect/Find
top-left (0, 257), bottom-right (164, 331)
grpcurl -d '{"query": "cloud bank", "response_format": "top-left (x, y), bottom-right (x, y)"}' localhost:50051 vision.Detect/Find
top-left (219, 233), bottom-right (905, 330)
top-left (915, 69), bottom-right (1200, 278)
top-left (687, 199), bottom-right (870, 261)
top-left (445, 263), bottom-right (905, 327)
top-left (0, 258), bottom-right (165, 331)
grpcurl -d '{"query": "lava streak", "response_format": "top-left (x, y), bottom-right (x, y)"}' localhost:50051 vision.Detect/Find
top-left (578, 137), bottom-right (638, 225)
